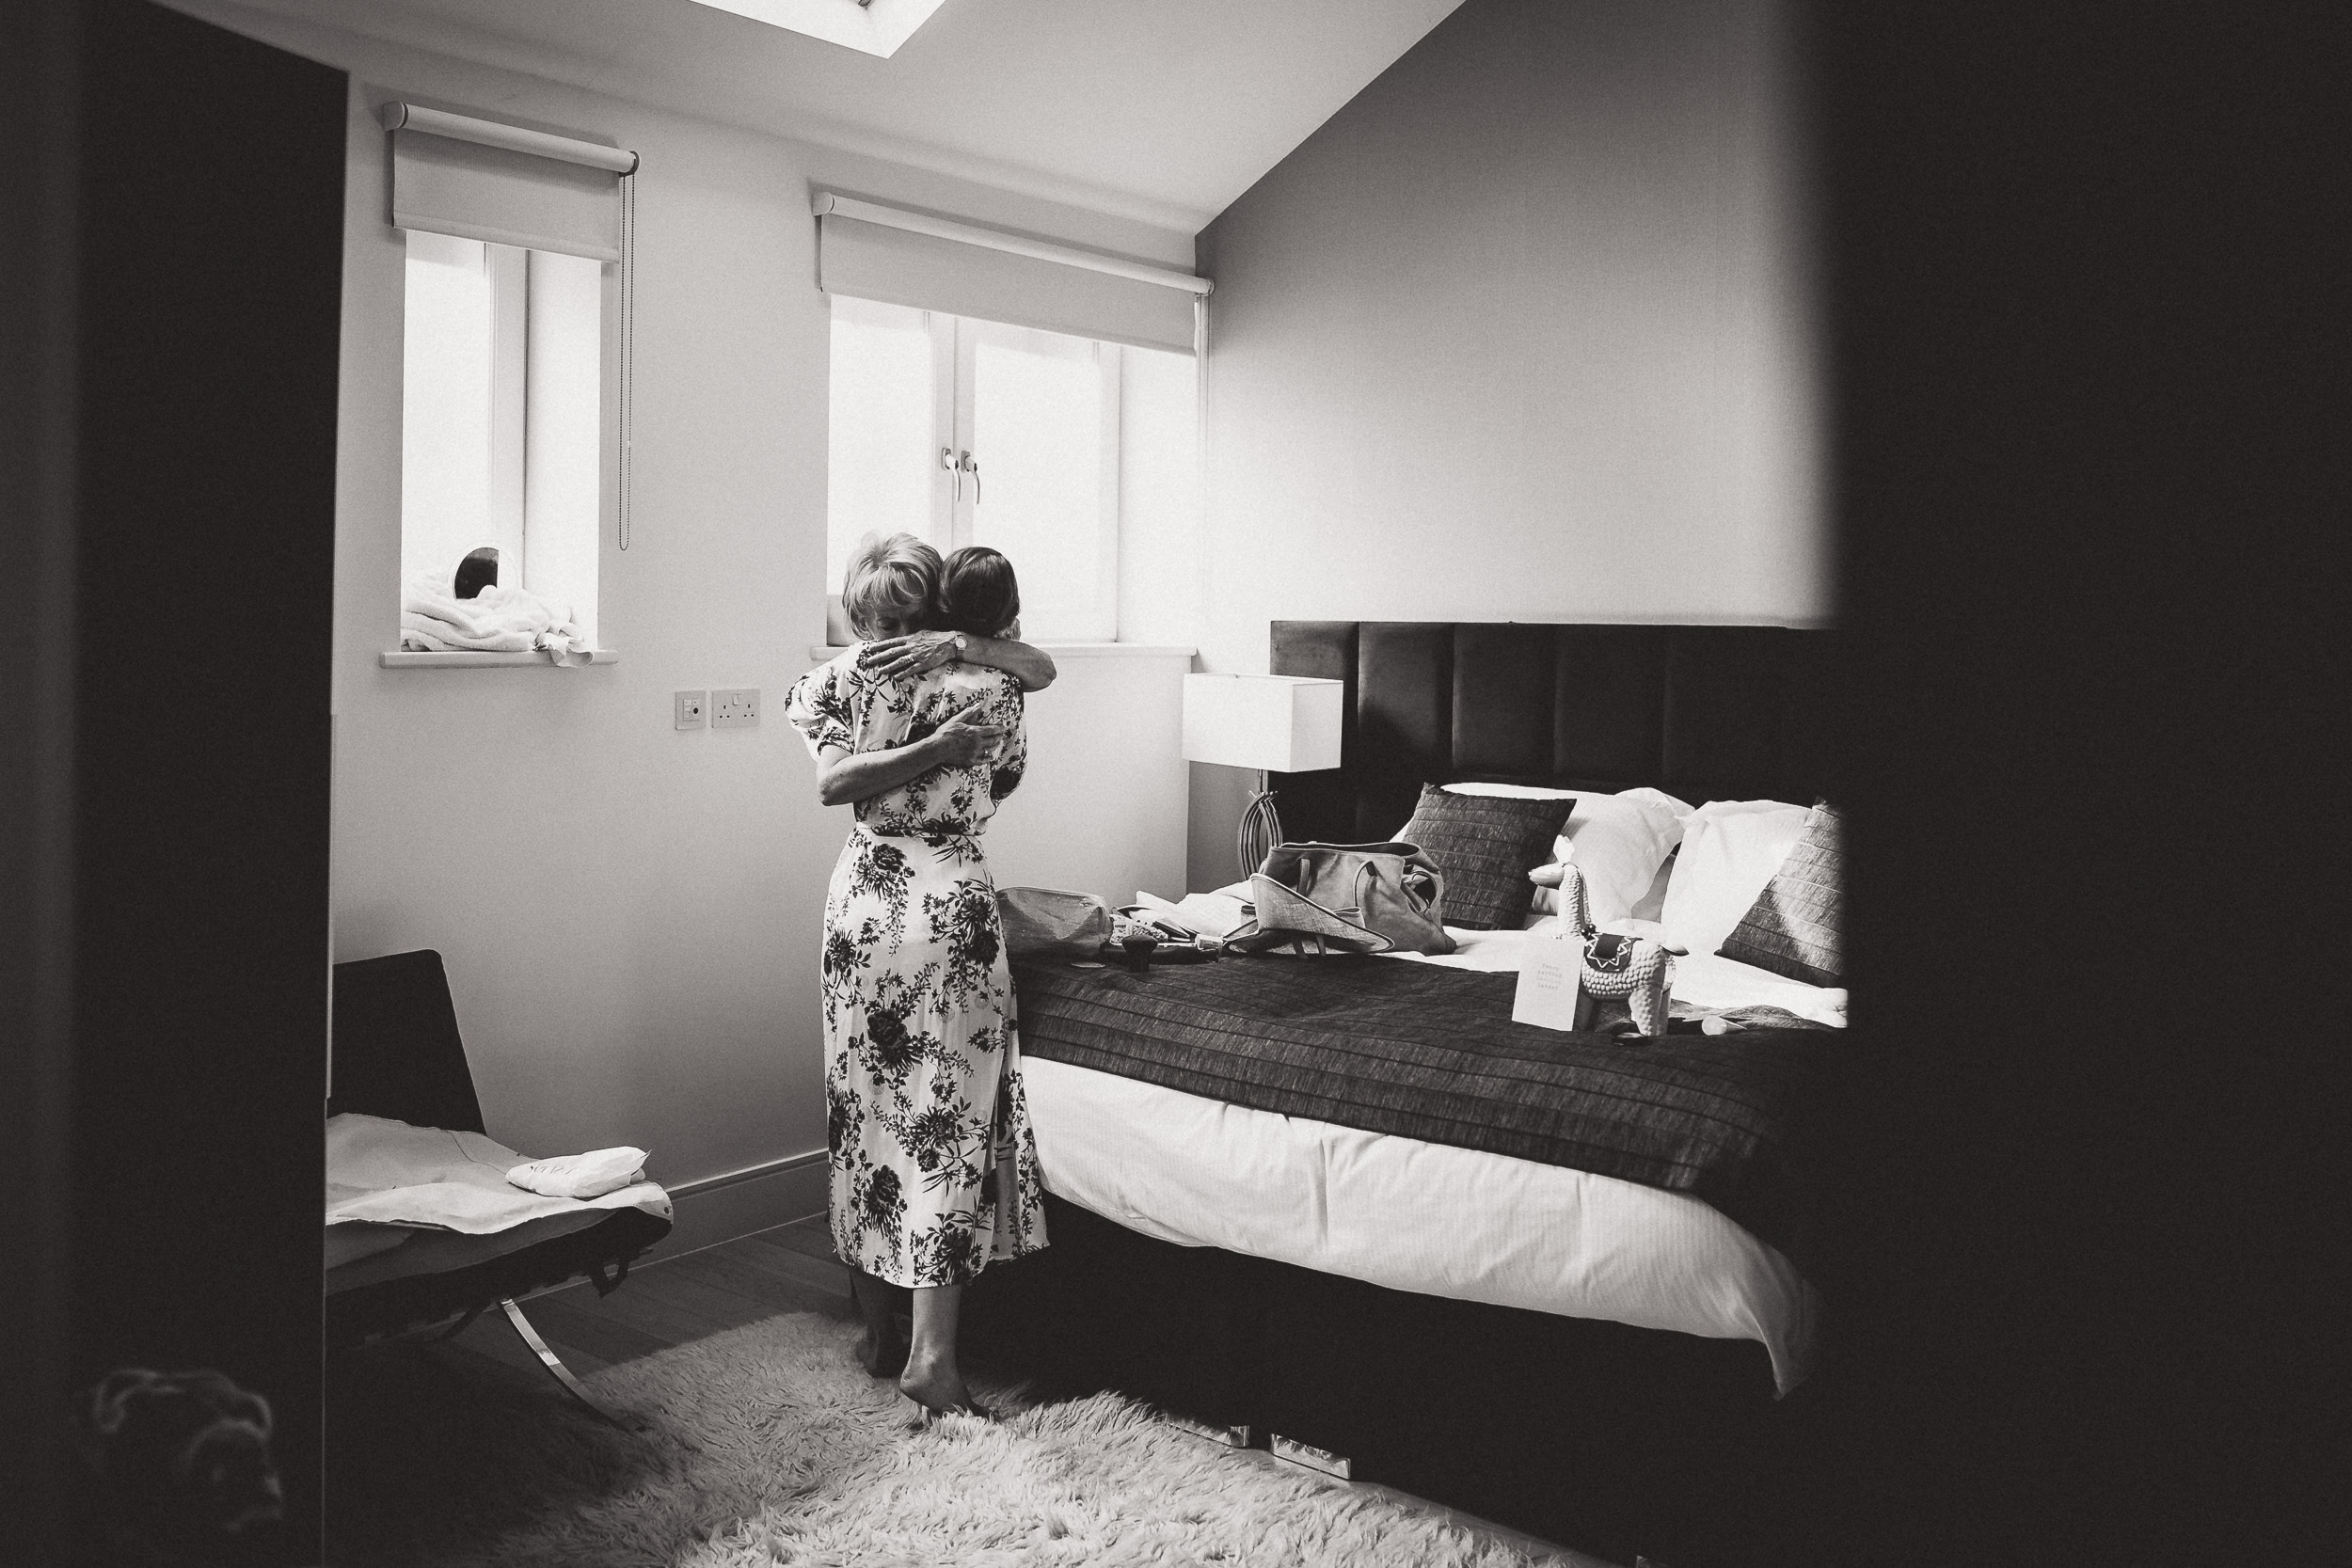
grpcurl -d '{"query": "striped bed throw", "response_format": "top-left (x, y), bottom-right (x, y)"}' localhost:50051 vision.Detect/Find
top-left (1014, 954), bottom-right (1844, 1269)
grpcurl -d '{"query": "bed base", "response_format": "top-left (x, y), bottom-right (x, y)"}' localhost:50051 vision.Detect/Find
top-left (967, 1194), bottom-right (1818, 1568)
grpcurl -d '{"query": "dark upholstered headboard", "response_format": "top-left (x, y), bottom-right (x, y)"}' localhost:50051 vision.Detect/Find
top-left (1268, 621), bottom-right (1843, 845)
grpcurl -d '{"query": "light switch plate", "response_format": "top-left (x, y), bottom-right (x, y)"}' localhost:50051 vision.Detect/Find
top-left (675, 689), bottom-right (707, 730)
top-left (713, 688), bottom-right (759, 729)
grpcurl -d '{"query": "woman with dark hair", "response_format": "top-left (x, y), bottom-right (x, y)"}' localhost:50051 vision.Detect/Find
top-left (781, 533), bottom-right (1052, 1421)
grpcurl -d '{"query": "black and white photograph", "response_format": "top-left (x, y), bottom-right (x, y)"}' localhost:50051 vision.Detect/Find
top-left (3, 2), bottom-right (2335, 1565)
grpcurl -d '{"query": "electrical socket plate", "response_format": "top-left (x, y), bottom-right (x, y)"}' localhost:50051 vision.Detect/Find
top-left (713, 688), bottom-right (759, 729)
top-left (675, 689), bottom-right (707, 730)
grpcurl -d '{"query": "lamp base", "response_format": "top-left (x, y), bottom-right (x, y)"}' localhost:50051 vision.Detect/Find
top-left (1237, 787), bottom-right (1282, 880)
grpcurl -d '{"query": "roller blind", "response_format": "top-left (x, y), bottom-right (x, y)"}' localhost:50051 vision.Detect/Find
top-left (814, 196), bottom-right (1206, 356)
top-left (385, 103), bottom-right (636, 262)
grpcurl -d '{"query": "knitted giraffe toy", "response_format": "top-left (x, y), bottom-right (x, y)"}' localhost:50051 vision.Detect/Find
top-left (1529, 862), bottom-right (1689, 1036)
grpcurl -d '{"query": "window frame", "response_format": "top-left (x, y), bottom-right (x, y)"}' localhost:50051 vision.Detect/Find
top-left (826, 295), bottom-right (1132, 644)
top-left (390, 230), bottom-right (618, 666)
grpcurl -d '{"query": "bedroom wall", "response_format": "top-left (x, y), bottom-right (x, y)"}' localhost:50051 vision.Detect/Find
top-left (166, 0), bottom-right (1194, 1247)
top-left (1185, 0), bottom-right (1824, 887)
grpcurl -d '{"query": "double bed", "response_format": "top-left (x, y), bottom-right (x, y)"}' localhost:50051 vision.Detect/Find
top-left (968, 621), bottom-right (1851, 1568)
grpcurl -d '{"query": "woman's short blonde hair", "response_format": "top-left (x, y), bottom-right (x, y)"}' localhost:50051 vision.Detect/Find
top-left (840, 531), bottom-right (942, 639)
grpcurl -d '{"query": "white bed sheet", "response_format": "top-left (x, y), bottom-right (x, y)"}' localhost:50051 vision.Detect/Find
top-left (1025, 919), bottom-right (1826, 1393)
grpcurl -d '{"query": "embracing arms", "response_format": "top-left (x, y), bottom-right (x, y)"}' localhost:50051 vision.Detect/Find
top-left (861, 630), bottom-right (1057, 692)
top-left (815, 701), bottom-right (1007, 808)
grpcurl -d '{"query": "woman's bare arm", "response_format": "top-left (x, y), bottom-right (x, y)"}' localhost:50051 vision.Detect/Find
top-left (861, 631), bottom-right (1057, 692)
top-left (815, 705), bottom-right (1005, 807)
top-left (958, 634), bottom-right (1056, 691)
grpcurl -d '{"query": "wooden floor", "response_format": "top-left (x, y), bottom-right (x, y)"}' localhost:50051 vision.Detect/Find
top-left (436, 1216), bottom-right (1616, 1568)
top-left (447, 1213), bottom-right (861, 1381)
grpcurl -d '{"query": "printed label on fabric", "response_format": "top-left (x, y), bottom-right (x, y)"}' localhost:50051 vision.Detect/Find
top-left (1511, 927), bottom-right (1594, 1032)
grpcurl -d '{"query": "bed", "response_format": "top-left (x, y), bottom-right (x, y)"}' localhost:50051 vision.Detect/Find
top-left (965, 621), bottom-right (1851, 1568)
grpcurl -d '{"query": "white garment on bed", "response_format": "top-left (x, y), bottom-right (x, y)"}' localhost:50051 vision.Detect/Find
top-left (1391, 919), bottom-right (1848, 1025)
top-left (1025, 1056), bottom-right (1819, 1395)
top-left (326, 1114), bottom-right (670, 1233)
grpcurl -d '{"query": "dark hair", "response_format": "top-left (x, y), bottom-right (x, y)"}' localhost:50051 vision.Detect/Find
top-left (938, 546), bottom-right (1021, 637)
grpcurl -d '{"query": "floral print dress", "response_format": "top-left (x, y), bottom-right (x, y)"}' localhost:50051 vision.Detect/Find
top-left (784, 650), bottom-right (1048, 1289)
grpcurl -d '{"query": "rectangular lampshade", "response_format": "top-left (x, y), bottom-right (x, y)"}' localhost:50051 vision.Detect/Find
top-left (1182, 674), bottom-right (1344, 773)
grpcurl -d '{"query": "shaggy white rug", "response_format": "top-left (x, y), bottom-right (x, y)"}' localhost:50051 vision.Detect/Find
top-left (330, 1310), bottom-right (1577, 1567)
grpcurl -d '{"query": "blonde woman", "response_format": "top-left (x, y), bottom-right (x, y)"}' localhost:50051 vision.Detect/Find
top-left (782, 533), bottom-right (1053, 1420)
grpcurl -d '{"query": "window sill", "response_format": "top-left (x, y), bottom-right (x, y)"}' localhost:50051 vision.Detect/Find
top-left (380, 649), bottom-right (621, 668)
top-left (806, 642), bottom-right (1194, 662)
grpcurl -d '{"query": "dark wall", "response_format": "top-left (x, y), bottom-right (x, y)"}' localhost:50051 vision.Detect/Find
top-left (56, 2), bottom-right (344, 1561)
top-left (1815, 4), bottom-right (2335, 1564)
top-left (0, 0), bottom-right (85, 1558)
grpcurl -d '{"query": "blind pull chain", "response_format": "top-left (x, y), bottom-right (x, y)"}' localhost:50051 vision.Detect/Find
top-left (617, 171), bottom-right (637, 551)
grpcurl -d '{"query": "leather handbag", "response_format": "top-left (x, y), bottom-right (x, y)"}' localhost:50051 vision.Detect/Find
top-left (1226, 842), bottom-right (1455, 957)
top-left (997, 886), bottom-right (1116, 959)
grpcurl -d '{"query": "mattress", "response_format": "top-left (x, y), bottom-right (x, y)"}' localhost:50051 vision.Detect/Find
top-left (1021, 924), bottom-right (1836, 1396)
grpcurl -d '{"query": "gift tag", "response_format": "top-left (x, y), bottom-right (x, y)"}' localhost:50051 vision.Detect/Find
top-left (1512, 926), bottom-right (1595, 1032)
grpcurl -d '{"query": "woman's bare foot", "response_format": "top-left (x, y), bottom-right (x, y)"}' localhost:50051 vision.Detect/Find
top-left (854, 1323), bottom-right (908, 1378)
top-left (898, 1354), bottom-right (976, 1417)
top-left (849, 1274), bottom-right (909, 1377)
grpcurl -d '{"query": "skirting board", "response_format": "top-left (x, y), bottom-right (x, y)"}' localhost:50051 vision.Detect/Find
top-left (640, 1149), bottom-right (828, 1265)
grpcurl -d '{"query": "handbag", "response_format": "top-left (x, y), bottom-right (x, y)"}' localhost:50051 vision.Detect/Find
top-left (1226, 842), bottom-right (1455, 957)
top-left (997, 886), bottom-right (1116, 959)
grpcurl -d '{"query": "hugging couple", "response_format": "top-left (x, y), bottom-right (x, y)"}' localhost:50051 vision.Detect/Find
top-left (781, 534), bottom-right (1056, 1423)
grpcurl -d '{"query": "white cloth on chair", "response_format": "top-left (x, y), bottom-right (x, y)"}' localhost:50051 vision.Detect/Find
top-left (326, 1114), bottom-right (669, 1234)
top-left (506, 1147), bottom-right (648, 1200)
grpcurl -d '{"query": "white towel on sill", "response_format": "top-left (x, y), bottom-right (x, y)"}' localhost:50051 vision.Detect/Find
top-left (505, 1147), bottom-right (649, 1201)
top-left (401, 574), bottom-right (592, 665)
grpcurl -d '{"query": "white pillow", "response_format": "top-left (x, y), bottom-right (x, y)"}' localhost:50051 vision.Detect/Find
top-left (1438, 784), bottom-right (1689, 926)
top-left (1438, 783), bottom-right (1578, 800)
top-left (1627, 850), bottom-right (1676, 923)
top-left (1657, 800), bottom-right (1813, 957)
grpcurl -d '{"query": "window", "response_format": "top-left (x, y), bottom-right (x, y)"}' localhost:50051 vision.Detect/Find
top-left (825, 295), bottom-right (1199, 643)
top-left (401, 230), bottom-right (604, 644)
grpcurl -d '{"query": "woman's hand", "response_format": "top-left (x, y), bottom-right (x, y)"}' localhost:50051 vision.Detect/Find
top-left (864, 629), bottom-right (1057, 692)
top-left (862, 630), bottom-right (961, 683)
top-left (814, 704), bottom-right (1004, 806)
top-left (925, 702), bottom-right (1006, 768)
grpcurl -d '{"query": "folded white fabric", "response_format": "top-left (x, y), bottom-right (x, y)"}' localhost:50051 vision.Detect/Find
top-left (505, 1147), bottom-right (649, 1200)
top-left (400, 573), bottom-right (593, 666)
top-left (326, 1114), bottom-right (670, 1233)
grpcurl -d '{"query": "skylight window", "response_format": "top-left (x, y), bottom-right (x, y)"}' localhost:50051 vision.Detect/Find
top-left (684, 0), bottom-right (949, 58)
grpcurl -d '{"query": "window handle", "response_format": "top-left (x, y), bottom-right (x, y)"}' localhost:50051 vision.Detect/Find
top-left (959, 450), bottom-right (981, 505)
top-left (941, 445), bottom-right (959, 502)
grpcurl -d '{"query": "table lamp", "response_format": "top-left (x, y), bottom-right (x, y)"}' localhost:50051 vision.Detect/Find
top-left (1182, 673), bottom-right (1345, 879)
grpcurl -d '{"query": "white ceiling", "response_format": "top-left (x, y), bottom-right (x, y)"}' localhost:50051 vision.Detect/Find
top-left (234, 0), bottom-right (1467, 232)
top-left (681, 1), bottom-right (952, 60)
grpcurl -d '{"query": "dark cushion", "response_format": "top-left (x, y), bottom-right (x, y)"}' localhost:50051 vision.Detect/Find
top-left (328, 949), bottom-right (485, 1134)
top-left (1717, 800), bottom-right (1845, 985)
top-left (1398, 784), bottom-right (1574, 930)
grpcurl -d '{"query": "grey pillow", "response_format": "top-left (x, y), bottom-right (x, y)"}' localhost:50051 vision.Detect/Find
top-left (1716, 800), bottom-right (1844, 986)
top-left (1397, 784), bottom-right (1575, 930)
